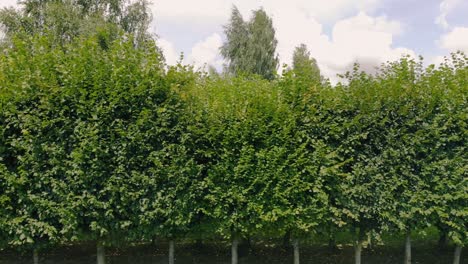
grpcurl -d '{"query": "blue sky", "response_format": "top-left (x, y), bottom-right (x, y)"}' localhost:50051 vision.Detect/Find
top-left (1, 0), bottom-right (467, 81)
top-left (372, 0), bottom-right (468, 58)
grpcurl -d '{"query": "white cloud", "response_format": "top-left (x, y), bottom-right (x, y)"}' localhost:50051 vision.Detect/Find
top-left (153, 0), bottom-right (381, 24)
top-left (431, 26), bottom-right (468, 66)
top-left (438, 27), bottom-right (468, 53)
top-left (158, 34), bottom-right (224, 70)
top-left (158, 38), bottom-right (179, 65)
top-left (324, 12), bottom-right (411, 68)
top-left (0, 0), bottom-right (18, 8)
top-left (188, 33), bottom-right (223, 69)
top-left (268, 4), bottom-right (328, 70)
top-left (429, 55), bottom-right (446, 66)
top-left (435, 0), bottom-right (461, 29)
top-left (271, 11), bottom-right (413, 83)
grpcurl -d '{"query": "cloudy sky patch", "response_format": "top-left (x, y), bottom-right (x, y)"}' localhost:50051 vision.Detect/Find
top-left (1, 0), bottom-right (467, 81)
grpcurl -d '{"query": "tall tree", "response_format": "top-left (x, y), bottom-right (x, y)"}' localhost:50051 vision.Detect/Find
top-left (221, 6), bottom-right (278, 80)
top-left (245, 8), bottom-right (278, 80)
top-left (292, 44), bottom-right (321, 85)
top-left (220, 6), bottom-right (248, 77)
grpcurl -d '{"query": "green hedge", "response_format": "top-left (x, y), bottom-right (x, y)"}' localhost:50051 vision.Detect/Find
top-left (0, 34), bottom-right (466, 252)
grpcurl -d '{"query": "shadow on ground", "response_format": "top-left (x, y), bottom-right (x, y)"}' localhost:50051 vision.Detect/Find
top-left (0, 242), bottom-right (463, 264)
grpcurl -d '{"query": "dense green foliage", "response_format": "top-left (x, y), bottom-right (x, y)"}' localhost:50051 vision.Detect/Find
top-left (0, 29), bottom-right (466, 259)
top-left (220, 6), bottom-right (279, 80)
top-left (0, 0), bottom-right (152, 48)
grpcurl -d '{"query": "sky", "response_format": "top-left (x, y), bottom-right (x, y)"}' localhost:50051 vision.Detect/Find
top-left (1, 0), bottom-right (468, 82)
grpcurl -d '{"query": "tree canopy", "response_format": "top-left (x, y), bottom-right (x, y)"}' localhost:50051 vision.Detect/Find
top-left (220, 6), bottom-right (279, 80)
top-left (292, 43), bottom-right (321, 86)
top-left (0, 0), bottom-right (153, 48)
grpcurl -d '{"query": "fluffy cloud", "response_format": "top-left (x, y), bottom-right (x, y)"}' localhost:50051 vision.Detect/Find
top-left (0, 0), bottom-right (17, 8)
top-left (158, 38), bottom-right (179, 65)
top-left (320, 12), bottom-right (413, 81)
top-left (158, 34), bottom-right (223, 71)
top-left (429, 55), bottom-right (446, 66)
top-left (438, 27), bottom-right (468, 53)
top-left (188, 33), bottom-right (223, 69)
top-left (270, 10), bottom-right (413, 82)
top-left (435, 0), bottom-right (462, 29)
top-left (153, 0), bottom-right (381, 23)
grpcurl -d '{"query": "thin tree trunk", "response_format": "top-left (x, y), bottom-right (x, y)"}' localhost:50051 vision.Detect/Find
top-left (97, 243), bottom-right (105, 264)
top-left (353, 227), bottom-right (364, 264)
top-left (404, 230), bottom-right (411, 264)
top-left (292, 238), bottom-right (300, 264)
top-left (195, 239), bottom-right (203, 249)
top-left (328, 230), bottom-right (337, 252)
top-left (438, 231), bottom-right (447, 250)
top-left (33, 248), bottom-right (39, 264)
top-left (246, 235), bottom-right (254, 254)
top-left (328, 237), bottom-right (336, 251)
top-left (283, 230), bottom-right (291, 249)
top-left (368, 231), bottom-right (374, 250)
top-left (453, 245), bottom-right (462, 264)
top-left (232, 236), bottom-right (239, 264)
top-left (169, 240), bottom-right (175, 264)
top-left (354, 240), bottom-right (363, 264)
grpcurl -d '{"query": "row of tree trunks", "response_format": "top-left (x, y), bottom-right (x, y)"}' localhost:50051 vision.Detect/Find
top-left (96, 239), bottom-right (175, 264)
top-left (231, 236), bottom-right (301, 264)
top-left (29, 240), bottom-right (463, 264)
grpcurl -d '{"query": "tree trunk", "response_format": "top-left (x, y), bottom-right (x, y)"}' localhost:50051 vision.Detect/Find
top-left (292, 238), bottom-right (300, 264)
top-left (354, 240), bottom-right (363, 264)
top-left (283, 230), bottom-right (291, 249)
top-left (453, 245), bottom-right (462, 264)
top-left (368, 231), bottom-right (374, 250)
top-left (232, 236), bottom-right (239, 264)
top-left (33, 248), bottom-right (39, 264)
top-left (195, 239), bottom-right (203, 249)
top-left (246, 235), bottom-right (255, 254)
top-left (404, 230), bottom-right (411, 264)
top-left (328, 237), bottom-right (336, 251)
top-left (97, 243), bottom-right (105, 264)
top-left (438, 231), bottom-right (447, 250)
top-left (353, 227), bottom-right (364, 264)
top-left (169, 240), bottom-right (175, 264)
top-left (328, 230), bottom-right (337, 252)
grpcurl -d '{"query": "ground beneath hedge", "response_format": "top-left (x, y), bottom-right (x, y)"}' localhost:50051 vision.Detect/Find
top-left (0, 242), bottom-right (463, 264)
